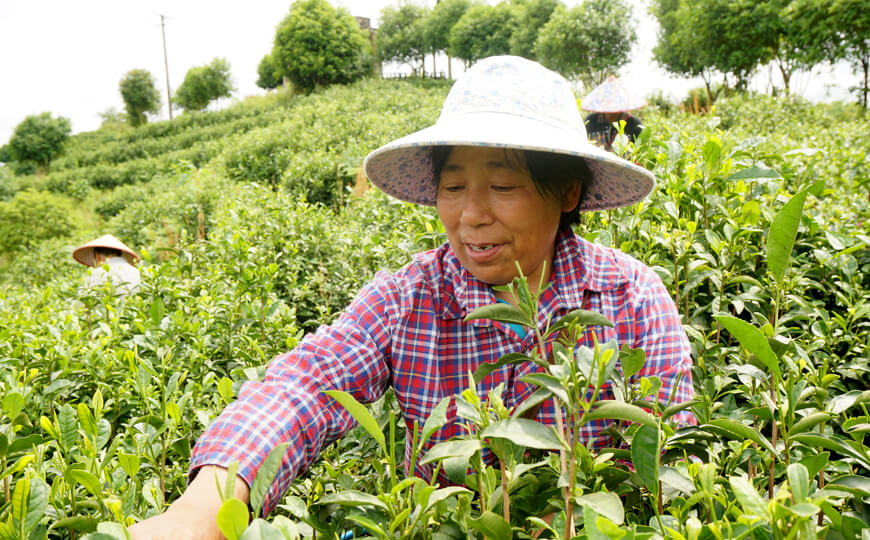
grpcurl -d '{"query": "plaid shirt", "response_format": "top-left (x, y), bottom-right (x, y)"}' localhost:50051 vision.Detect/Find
top-left (190, 230), bottom-right (694, 514)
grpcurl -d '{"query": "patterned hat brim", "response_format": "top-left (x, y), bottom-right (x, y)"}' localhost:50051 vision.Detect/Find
top-left (363, 111), bottom-right (655, 212)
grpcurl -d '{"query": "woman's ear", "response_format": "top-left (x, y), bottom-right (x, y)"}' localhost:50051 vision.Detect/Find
top-left (562, 180), bottom-right (583, 213)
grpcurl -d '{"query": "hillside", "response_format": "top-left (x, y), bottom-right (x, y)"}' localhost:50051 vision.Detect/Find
top-left (0, 78), bottom-right (869, 538)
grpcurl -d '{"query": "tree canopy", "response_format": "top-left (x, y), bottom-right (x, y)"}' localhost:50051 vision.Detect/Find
top-left (256, 53), bottom-right (282, 90)
top-left (119, 69), bottom-right (161, 127)
top-left (509, 0), bottom-right (561, 60)
top-left (173, 58), bottom-right (235, 111)
top-left (376, 2), bottom-right (429, 74)
top-left (423, 0), bottom-right (472, 74)
top-left (7, 112), bottom-right (71, 172)
top-left (449, 3), bottom-right (517, 66)
top-left (272, 0), bottom-right (373, 92)
top-left (536, 0), bottom-right (637, 89)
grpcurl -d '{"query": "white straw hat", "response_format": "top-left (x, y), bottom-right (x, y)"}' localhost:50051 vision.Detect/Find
top-left (581, 75), bottom-right (647, 113)
top-left (363, 55), bottom-right (654, 212)
top-left (73, 234), bottom-right (139, 267)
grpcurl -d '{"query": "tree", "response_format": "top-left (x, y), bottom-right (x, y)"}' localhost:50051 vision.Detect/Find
top-left (423, 0), bottom-right (472, 78)
top-left (826, 0), bottom-right (870, 108)
top-left (509, 0), bottom-right (561, 60)
top-left (119, 69), bottom-right (161, 127)
top-left (377, 2), bottom-right (429, 75)
top-left (650, 0), bottom-right (734, 104)
top-left (790, 0), bottom-right (870, 107)
top-left (7, 112), bottom-right (71, 172)
top-left (256, 53), bottom-right (282, 90)
top-left (174, 58), bottom-right (235, 111)
top-left (536, 0), bottom-right (637, 89)
top-left (272, 0), bottom-right (373, 92)
top-left (449, 3), bottom-right (518, 66)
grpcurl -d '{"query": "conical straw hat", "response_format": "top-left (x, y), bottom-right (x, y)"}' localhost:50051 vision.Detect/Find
top-left (581, 76), bottom-right (647, 113)
top-left (73, 234), bottom-right (139, 267)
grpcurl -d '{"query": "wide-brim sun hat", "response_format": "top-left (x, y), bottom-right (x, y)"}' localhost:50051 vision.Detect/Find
top-left (73, 234), bottom-right (139, 267)
top-left (581, 75), bottom-right (647, 113)
top-left (363, 55), bottom-right (654, 212)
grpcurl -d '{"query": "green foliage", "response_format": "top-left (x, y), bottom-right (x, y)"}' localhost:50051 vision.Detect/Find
top-left (0, 165), bottom-right (16, 201)
top-left (256, 53), bottom-right (282, 90)
top-left (1, 80), bottom-right (869, 539)
top-left (174, 58), bottom-right (235, 112)
top-left (272, 0), bottom-right (373, 92)
top-left (119, 69), bottom-right (161, 127)
top-left (7, 112), bottom-right (71, 172)
top-left (422, 0), bottom-right (471, 59)
top-left (537, 0), bottom-right (637, 89)
top-left (0, 189), bottom-right (74, 254)
top-left (376, 2), bottom-right (429, 73)
top-left (508, 0), bottom-right (560, 60)
top-left (448, 3), bottom-right (517, 65)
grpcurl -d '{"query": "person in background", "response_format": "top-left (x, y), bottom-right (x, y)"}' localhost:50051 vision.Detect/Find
top-left (130, 55), bottom-right (693, 539)
top-left (582, 75), bottom-right (646, 152)
top-left (73, 234), bottom-right (141, 295)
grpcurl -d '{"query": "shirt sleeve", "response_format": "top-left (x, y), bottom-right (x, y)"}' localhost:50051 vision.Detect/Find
top-left (189, 270), bottom-right (403, 515)
top-left (631, 270), bottom-right (696, 426)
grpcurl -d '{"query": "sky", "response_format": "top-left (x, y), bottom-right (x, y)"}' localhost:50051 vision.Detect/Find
top-left (0, 0), bottom-right (859, 145)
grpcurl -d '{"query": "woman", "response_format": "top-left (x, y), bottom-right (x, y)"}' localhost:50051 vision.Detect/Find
top-left (131, 55), bottom-right (693, 539)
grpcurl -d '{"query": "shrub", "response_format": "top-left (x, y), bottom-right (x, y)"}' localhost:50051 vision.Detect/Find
top-left (0, 189), bottom-right (75, 253)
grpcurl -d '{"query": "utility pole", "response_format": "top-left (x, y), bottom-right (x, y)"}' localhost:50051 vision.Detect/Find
top-left (159, 14), bottom-right (173, 120)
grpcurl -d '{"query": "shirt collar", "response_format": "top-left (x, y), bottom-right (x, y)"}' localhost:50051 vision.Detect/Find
top-left (440, 230), bottom-right (628, 323)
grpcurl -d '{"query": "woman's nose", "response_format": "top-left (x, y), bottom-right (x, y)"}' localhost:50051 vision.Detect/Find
top-left (459, 189), bottom-right (494, 227)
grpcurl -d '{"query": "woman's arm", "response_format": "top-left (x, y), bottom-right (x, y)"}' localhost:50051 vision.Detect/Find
top-left (128, 465), bottom-right (250, 540)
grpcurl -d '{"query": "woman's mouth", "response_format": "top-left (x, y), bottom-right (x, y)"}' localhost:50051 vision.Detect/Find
top-left (464, 242), bottom-right (503, 261)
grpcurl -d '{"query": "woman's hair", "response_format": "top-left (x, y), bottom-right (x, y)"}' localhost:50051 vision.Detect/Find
top-left (94, 247), bottom-right (122, 258)
top-left (431, 145), bottom-right (590, 231)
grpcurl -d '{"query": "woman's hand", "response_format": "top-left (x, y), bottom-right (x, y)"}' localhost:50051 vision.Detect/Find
top-left (128, 466), bottom-right (250, 540)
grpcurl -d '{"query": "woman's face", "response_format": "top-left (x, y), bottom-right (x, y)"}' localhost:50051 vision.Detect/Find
top-left (436, 146), bottom-right (580, 292)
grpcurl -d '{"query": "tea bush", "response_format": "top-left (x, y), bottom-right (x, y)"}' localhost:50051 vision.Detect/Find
top-left (0, 189), bottom-right (76, 254)
top-left (0, 82), bottom-right (869, 539)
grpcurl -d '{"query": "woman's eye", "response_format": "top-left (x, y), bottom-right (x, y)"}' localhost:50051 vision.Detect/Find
top-left (492, 185), bottom-right (515, 192)
top-left (442, 185), bottom-right (464, 192)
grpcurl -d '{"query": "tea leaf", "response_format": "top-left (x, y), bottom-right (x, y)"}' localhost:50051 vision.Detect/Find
top-left (631, 424), bottom-right (660, 495)
top-left (216, 498), bottom-right (250, 540)
top-left (238, 518), bottom-right (286, 540)
top-left (2, 392), bottom-right (25, 420)
top-left (791, 412), bottom-right (832, 435)
top-left (548, 309), bottom-right (614, 335)
top-left (714, 315), bottom-right (781, 380)
top-left (467, 511), bottom-right (511, 540)
top-left (317, 490), bottom-right (388, 510)
top-left (322, 390), bottom-right (386, 455)
top-left (464, 303), bottom-right (531, 328)
top-left (24, 477), bottom-right (49, 534)
top-left (481, 418), bottom-right (562, 450)
top-left (620, 346), bottom-right (646, 381)
top-left (787, 463), bottom-right (810, 503)
top-left (250, 442), bottom-right (290, 517)
top-left (473, 353), bottom-right (531, 383)
top-left (420, 439), bottom-right (482, 465)
top-left (727, 166), bottom-right (782, 180)
top-left (421, 396), bottom-right (451, 445)
top-left (586, 401), bottom-right (657, 428)
top-left (707, 419), bottom-right (778, 456)
top-left (730, 475), bottom-right (769, 519)
top-left (58, 404), bottom-right (78, 451)
top-left (766, 182), bottom-right (822, 284)
top-left (577, 491), bottom-right (625, 525)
